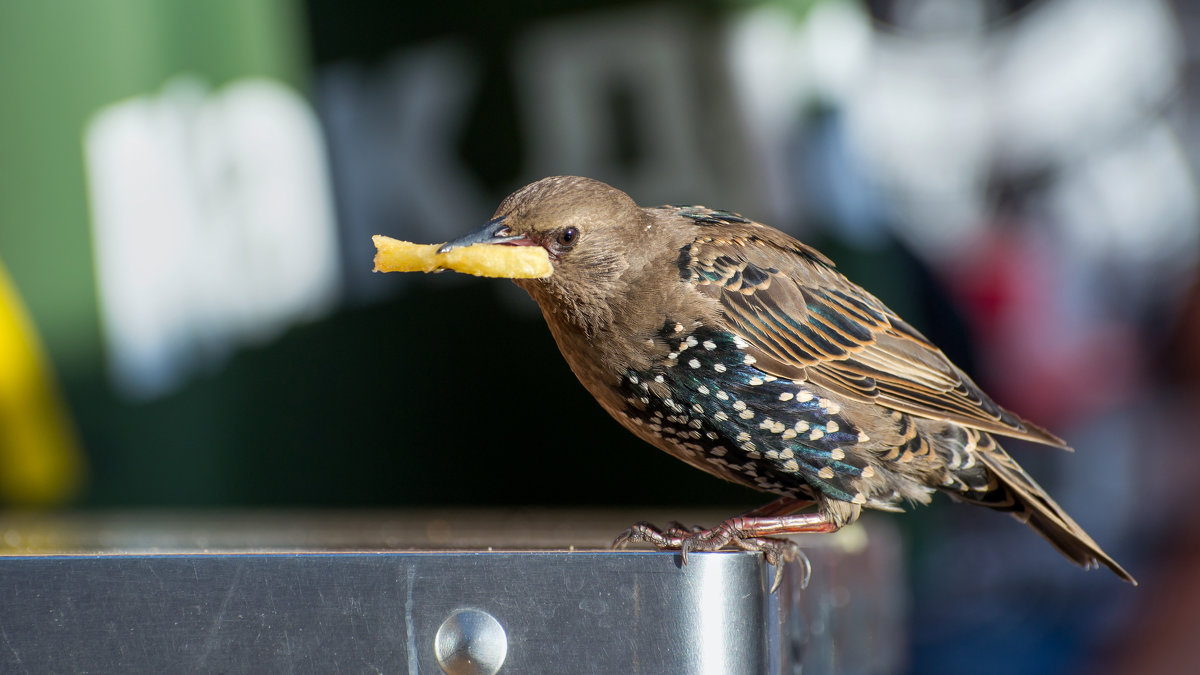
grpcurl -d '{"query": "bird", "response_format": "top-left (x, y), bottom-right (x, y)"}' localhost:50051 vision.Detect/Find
top-left (437, 175), bottom-right (1135, 584)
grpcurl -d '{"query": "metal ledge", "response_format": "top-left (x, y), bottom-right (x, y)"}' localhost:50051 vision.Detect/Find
top-left (0, 511), bottom-right (903, 673)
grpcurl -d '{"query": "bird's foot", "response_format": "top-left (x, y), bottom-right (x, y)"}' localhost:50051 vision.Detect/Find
top-left (664, 521), bottom-right (704, 537)
top-left (612, 521), bottom-right (687, 550)
top-left (612, 518), bottom-right (814, 591)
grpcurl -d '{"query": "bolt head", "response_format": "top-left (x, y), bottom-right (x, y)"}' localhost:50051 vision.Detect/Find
top-left (434, 608), bottom-right (508, 675)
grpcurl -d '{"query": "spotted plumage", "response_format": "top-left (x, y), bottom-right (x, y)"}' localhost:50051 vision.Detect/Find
top-left (614, 323), bottom-right (871, 503)
top-left (437, 175), bottom-right (1134, 584)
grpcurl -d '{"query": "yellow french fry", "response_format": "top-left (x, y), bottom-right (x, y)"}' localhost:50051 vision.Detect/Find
top-left (372, 235), bottom-right (552, 279)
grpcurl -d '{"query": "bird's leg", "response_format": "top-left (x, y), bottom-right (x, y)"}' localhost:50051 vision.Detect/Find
top-left (684, 512), bottom-right (832, 592)
top-left (679, 512), bottom-right (838, 560)
top-left (613, 505), bottom-right (826, 593)
top-left (612, 497), bottom-right (818, 558)
top-left (722, 496), bottom-right (814, 569)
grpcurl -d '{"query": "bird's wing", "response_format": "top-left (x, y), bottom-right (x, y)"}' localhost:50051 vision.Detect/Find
top-left (673, 208), bottom-right (1067, 448)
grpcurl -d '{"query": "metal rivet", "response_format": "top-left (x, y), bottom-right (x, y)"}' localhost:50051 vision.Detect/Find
top-left (434, 608), bottom-right (508, 675)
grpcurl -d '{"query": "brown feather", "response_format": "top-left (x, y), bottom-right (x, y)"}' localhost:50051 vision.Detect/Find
top-left (677, 217), bottom-right (1069, 448)
top-left (969, 442), bottom-right (1136, 584)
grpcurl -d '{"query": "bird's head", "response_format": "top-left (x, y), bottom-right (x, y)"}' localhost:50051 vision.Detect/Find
top-left (439, 176), bottom-right (655, 335)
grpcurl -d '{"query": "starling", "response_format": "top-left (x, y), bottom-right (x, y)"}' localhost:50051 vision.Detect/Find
top-left (438, 175), bottom-right (1135, 584)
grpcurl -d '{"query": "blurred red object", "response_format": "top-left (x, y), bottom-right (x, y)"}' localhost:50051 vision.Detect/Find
top-left (947, 225), bottom-right (1144, 429)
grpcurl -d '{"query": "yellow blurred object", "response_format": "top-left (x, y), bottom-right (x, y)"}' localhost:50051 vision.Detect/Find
top-left (372, 234), bottom-right (553, 279)
top-left (0, 260), bottom-right (84, 504)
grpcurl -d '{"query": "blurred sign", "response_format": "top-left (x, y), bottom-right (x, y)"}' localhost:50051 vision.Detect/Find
top-left (84, 76), bottom-right (339, 398)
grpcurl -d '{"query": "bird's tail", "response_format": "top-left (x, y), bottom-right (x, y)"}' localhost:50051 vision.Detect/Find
top-left (939, 429), bottom-right (1136, 585)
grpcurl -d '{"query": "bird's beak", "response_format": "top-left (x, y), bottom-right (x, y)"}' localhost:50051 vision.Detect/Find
top-left (437, 217), bottom-right (531, 253)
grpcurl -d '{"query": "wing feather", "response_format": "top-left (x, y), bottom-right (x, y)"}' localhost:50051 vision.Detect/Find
top-left (674, 207), bottom-right (1067, 448)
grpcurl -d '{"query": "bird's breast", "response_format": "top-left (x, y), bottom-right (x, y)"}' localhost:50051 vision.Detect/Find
top-left (597, 322), bottom-right (884, 505)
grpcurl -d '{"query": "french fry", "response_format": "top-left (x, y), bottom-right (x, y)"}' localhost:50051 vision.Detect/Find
top-left (372, 235), bottom-right (552, 279)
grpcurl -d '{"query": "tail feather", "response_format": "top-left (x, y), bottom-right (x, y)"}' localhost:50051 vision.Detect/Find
top-left (943, 430), bottom-right (1136, 585)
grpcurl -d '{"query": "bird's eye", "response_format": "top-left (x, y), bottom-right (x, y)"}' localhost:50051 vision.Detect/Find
top-left (556, 227), bottom-right (579, 248)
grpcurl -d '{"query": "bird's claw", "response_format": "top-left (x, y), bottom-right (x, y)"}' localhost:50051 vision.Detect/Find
top-left (612, 520), bottom-right (809, 592)
top-left (612, 521), bottom-right (680, 550)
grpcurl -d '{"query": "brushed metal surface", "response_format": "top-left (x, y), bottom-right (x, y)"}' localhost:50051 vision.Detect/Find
top-left (0, 551), bottom-right (770, 673)
top-left (0, 511), bottom-right (903, 673)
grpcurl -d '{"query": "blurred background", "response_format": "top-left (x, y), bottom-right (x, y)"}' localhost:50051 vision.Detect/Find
top-left (1, 0), bottom-right (1197, 672)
